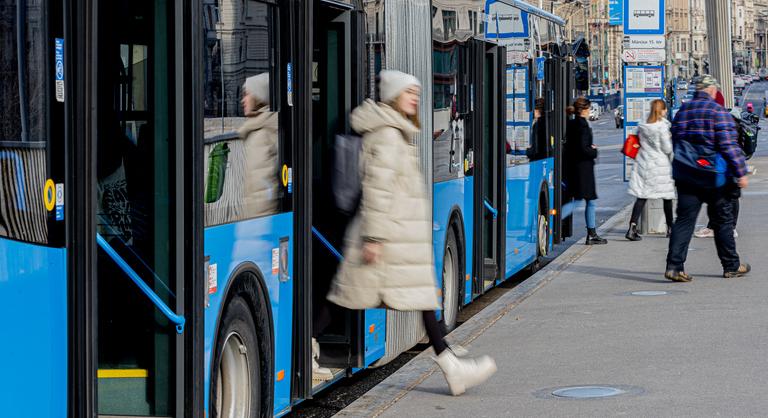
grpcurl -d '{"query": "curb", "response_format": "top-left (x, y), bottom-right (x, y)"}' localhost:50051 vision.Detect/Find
top-left (334, 203), bottom-right (634, 418)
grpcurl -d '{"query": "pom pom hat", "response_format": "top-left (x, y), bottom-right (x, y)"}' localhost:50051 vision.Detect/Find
top-left (378, 70), bottom-right (421, 103)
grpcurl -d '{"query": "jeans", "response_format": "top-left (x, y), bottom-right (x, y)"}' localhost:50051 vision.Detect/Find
top-left (630, 198), bottom-right (674, 227)
top-left (707, 184), bottom-right (741, 229)
top-left (666, 184), bottom-right (740, 272)
top-left (585, 199), bottom-right (597, 229)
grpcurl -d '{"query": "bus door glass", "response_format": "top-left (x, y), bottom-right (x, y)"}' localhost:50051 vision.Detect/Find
top-left (93, 1), bottom-right (183, 415)
top-left (474, 41), bottom-right (505, 292)
top-left (309, 0), bottom-right (366, 389)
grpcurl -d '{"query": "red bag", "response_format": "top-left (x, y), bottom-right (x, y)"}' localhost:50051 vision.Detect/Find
top-left (622, 134), bottom-right (640, 159)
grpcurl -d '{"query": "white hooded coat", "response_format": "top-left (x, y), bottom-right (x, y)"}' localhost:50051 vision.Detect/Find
top-left (628, 119), bottom-right (676, 200)
top-left (327, 100), bottom-right (440, 311)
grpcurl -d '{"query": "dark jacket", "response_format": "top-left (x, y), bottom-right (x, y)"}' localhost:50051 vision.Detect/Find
top-left (565, 115), bottom-right (598, 200)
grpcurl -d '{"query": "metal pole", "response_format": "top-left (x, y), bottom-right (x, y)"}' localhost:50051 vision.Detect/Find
top-left (706, 0), bottom-right (734, 108)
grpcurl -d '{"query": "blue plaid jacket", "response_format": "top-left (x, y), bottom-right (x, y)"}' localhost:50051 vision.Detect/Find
top-left (671, 91), bottom-right (747, 178)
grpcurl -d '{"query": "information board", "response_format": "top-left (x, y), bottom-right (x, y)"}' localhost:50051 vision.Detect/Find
top-left (622, 65), bottom-right (665, 181)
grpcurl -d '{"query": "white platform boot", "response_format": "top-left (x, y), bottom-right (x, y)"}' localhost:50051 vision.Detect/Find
top-left (433, 348), bottom-right (497, 396)
top-left (312, 338), bottom-right (333, 381)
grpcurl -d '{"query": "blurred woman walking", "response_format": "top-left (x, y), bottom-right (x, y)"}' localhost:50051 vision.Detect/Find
top-left (327, 70), bottom-right (497, 396)
top-left (626, 99), bottom-right (676, 240)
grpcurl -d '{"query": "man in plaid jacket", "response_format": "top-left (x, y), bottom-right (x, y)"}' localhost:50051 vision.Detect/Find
top-left (665, 75), bottom-right (751, 282)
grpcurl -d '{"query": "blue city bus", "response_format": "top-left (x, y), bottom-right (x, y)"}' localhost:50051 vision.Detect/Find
top-left (0, 0), bottom-right (572, 417)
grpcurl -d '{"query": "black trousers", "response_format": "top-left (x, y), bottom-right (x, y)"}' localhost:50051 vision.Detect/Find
top-left (666, 184), bottom-right (740, 272)
top-left (707, 186), bottom-right (740, 228)
top-left (630, 198), bottom-right (674, 227)
top-left (423, 311), bottom-right (449, 355)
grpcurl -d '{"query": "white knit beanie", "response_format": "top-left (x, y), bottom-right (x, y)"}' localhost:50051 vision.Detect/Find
top-left (378, 70), bottom-right (421, 103)
top-left (243, 72), bottom-right (270, 105)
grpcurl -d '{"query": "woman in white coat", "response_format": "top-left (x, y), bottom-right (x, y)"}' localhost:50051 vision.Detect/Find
top-left (626, 99), bottom-right (676, 240)
top-left (327, 70), bottom-right (496, 396)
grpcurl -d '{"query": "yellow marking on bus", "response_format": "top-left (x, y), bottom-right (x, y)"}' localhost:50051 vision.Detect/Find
top-left (281, 165), bottom-right (289, 187)
top-left (550, 209), bottom-right (557, 215)
top-left (276, 370), bottom-right (285, 381)
top-left (44, 179), bottom-right (56, 211)
top-left (98, 369), bottom-right (148, 378)
top-left (465, 274), bottom-right (470, 282)
top-left (369, 324), bottom-right (375, 334)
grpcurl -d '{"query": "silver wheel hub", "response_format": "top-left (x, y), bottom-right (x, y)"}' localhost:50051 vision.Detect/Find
top-left (216, 331), bottom-right (251, 418)
top-left (443, 246), bottom-right (457, 329)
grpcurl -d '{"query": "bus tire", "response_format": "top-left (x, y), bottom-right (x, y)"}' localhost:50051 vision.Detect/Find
top-left (530, 194), bottom-right (550, 274)
top-left (211, 296), bottom-right (260, 418)
top-left (441, 230), bottom-right (461, 332)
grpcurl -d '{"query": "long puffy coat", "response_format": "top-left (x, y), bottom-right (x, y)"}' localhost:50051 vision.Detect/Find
top-left (565, 116), bottom-right (598, 200)
top-left (628, 119), bottom-right (676, 199)
top-left (239, 107), bottom-right (279, 217)
top-left (327, 100), bottom-right (440, 311)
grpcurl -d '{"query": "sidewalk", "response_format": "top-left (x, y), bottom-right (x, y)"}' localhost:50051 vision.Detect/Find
top-left (337, 157), bottom-right (768, 418)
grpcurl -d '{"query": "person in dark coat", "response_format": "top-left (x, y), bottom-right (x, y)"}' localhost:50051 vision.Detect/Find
top-left (565, 97), bottom-right (607, 245)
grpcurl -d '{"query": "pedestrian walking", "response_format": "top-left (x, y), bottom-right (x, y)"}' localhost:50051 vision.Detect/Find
top-left (565, 97), bottom-right (607, 245)
top-left (665, 75), bottom-right (751, 282)
top-left (626, 99), bottom-right (675, 241)
top-left (327, 70), bottom-right (497, 396)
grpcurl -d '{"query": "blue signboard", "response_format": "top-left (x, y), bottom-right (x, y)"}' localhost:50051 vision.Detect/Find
top-left (609, 0), bottom-right (623, 25)
top-left (536, 57), bottom-right (545, 81)
top-left (624, 0), bottom-right (665, 35)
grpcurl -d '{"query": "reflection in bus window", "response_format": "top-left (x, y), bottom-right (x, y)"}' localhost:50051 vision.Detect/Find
top-left (202, 0), bottom-right (280, 226)
top-left (0, 0), bottom-right (50, 243)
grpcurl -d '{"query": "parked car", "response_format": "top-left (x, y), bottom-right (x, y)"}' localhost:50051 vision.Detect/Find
top-left (614, 105), bottom-right (624, 128)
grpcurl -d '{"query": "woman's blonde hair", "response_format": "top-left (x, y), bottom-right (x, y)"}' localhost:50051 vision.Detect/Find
top-left (647, 99), bottom-right (667, 124)
top-left (390, 94), bottom-right (421, 129)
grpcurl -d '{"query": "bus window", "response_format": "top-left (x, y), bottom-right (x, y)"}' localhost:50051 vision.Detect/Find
top-left (202, 0), bottom-right (284, 227)
top-left (0, 0), bottom-right (51, 244)
top-left (433, 39), bottom-right (465, 183)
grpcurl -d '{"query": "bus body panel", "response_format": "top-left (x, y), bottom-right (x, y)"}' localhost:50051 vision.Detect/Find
top-left (0, 239), bottom-right (67, 417)
top-left (433, 177), bottom-right (466, 310)
top-left (203, 213), bottom-right (294, 416)
top-left (463, 177), bottom-right (475, 304)
top-left (363, 308), bottom-right (387, 367)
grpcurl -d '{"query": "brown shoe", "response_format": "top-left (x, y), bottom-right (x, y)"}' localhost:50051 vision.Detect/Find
top-left (665, 270), bottom-right (693, 282)
top-left (723, 263), bottom-right (751, 278)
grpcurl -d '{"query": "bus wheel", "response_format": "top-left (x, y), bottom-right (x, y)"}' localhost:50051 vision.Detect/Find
top-left (442, 230), bottom-right (460, 332)
top-left (211, 296), bottom-right (260, 418)
top-left (532, 205), bottom-right (550, 273)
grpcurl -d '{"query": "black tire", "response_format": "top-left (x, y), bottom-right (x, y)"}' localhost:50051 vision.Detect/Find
top-left (441, 230), bottom-right (461, 332)
top-left (211, 296), bottom-right (260, 418)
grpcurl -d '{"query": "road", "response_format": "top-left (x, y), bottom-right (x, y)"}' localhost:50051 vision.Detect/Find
top-left (289, 111), bottom-right (630, 418)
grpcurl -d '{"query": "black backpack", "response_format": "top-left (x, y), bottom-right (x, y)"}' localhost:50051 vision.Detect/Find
top-left (332, 134), bottom-right (363, 215)
top-left (734, 112), bottom-right (760, 159)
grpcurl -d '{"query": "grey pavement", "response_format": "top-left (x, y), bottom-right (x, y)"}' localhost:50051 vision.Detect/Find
top-left (337, 157), bottom-right (768, 417)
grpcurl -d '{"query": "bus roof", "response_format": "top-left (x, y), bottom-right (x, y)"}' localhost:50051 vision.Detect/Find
top-left (495, 0), bottom-right (566, 27)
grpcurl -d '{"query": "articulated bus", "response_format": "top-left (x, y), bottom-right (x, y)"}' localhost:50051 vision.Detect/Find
top-left (0, 0), bottom-right (574, 417)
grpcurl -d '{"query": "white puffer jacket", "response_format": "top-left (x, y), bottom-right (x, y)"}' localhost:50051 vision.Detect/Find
top-left (327, 100), bottom-right (440, 311)
top-left (628, 119), bottom-right (676, 200)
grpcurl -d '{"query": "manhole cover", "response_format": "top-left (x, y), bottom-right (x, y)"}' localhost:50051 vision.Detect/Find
top-left (631, 290), bottom-right (668, 296)
top-left (551, 386), bottom-right (624, 399)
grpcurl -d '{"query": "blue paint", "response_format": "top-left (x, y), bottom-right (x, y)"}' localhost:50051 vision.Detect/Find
top-left (204, 213), bottom-right (294, 416)
top-left (483, 198), bottom-right (498, 218)
top-left (55, 38), bottom-right (64, 81)
top-left (0, 238), bottom-right (67, 417)
top-left (97, 233), bottom-right (185, 333)
top-left (0, 151), bottom-right (27, 210)
top-left (312, 226), bottom-right (342, 261)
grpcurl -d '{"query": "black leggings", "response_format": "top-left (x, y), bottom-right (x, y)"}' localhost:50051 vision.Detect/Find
top-left (423, 311), bottom-right (449, 355)
top-left (630, 198), bottom-right (674, 227)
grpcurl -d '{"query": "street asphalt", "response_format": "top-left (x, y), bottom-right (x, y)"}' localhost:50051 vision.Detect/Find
top-left (337, 156), bottom-right (768, 417)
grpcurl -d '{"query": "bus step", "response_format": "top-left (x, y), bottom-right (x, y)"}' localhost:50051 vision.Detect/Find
top-left (97, 369), bottom-right (151, 416)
